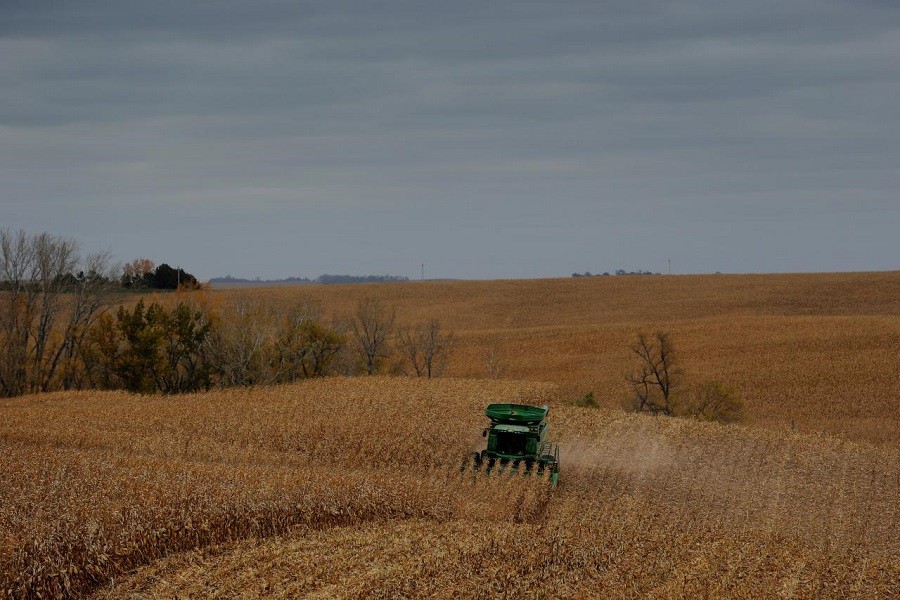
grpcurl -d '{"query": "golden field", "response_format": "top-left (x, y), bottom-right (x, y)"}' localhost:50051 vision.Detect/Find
top-left (215, 271), bottom-right (900, 445)
top-left (2, 378), bottom-right (898, 598)
top-left (2, 272), bottom-right (899, 598)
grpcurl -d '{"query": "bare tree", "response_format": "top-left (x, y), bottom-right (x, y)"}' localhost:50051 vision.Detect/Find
top-left (398, 319), bottom-right (453, 378)
top-left (204, 293), bottom-right (277, 387)
top-left (31, 232), bottom-right (80, 391)
top-left (53, 251), bottom-right (118, 390)
top-left (0, 230), bottom-right (32, 395)
top-left (0, 230), bottom-right (115, 395)
top-left (348, 297), bottom-right (396, 375)
top-left (625, 331), bottom-right (681, 416)
top-left (623, 331), bottom-right (744, 423)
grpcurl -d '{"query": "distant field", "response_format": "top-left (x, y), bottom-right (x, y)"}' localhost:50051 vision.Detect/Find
top-left (2, 379), bottom-right (898, 598)
top-left (214, 271), bottom-right (900, 445)
top-left (3, 272), bottom-right (899, 598)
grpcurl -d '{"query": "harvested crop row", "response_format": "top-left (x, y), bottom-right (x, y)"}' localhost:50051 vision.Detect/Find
top-left (0, 379), bottom-right (554, 598)
top-left (2, 377), bottom-right (898, 598)
top-left (97, 518), bottom-right (900, 599)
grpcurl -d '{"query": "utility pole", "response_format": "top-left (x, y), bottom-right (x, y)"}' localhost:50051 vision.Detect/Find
top-left (421, 263), bottom-right (425, 281)
top-left (668, 259), bottom-right (671, 275)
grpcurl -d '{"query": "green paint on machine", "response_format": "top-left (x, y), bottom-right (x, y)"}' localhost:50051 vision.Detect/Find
top-left (465, 403), bottom-right (560, 486)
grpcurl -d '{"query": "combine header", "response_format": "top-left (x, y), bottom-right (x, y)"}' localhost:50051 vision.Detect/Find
top-left (466, 403), bottom-right (560, 486)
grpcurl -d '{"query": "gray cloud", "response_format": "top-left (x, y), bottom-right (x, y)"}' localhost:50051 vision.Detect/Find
top-left (1, 1), bottom-right (898, 279)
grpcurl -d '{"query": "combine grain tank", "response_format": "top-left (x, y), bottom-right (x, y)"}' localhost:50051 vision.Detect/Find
top-left (466, 403), bottom-right (560, 486)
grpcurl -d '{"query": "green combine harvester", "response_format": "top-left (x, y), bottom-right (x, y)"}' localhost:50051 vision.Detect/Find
top-left (466, 403), bottom-right (560, 486)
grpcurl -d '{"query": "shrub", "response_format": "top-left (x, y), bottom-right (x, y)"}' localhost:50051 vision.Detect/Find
top-left (688, 380), bottom-right (744, 423)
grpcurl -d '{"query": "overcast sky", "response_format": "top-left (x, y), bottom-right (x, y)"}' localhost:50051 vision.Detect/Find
top-left (1, 1), bottom-right (898, 280)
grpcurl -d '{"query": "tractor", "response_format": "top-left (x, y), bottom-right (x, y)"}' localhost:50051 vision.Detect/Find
top-left (466, 403), bottom-right (560, 486)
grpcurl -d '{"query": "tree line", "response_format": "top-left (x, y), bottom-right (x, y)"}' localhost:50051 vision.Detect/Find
top-left (1, 229), bottom-right (741, 423)
top-left (0, 229), bottom-right (452, 397)
top-left (81, 295), bottom-right (452, 395)
top-left (0, 230), bottom-right (116, 396)
top-left (120, 258), bottom-right (199, 290)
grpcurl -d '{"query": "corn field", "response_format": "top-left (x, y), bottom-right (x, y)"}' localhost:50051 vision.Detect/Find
top-left (202, 271), bottom-right (900, 444)
top-left (2, 377), bottom-right (898, 598)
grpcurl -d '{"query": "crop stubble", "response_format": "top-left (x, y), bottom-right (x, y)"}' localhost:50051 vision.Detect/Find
top-left (2, 377), bottom-right (898, 598)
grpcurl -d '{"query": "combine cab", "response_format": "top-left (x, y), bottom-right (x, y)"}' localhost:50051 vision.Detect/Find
top-left (467, 403), bottom-right (560, 486)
